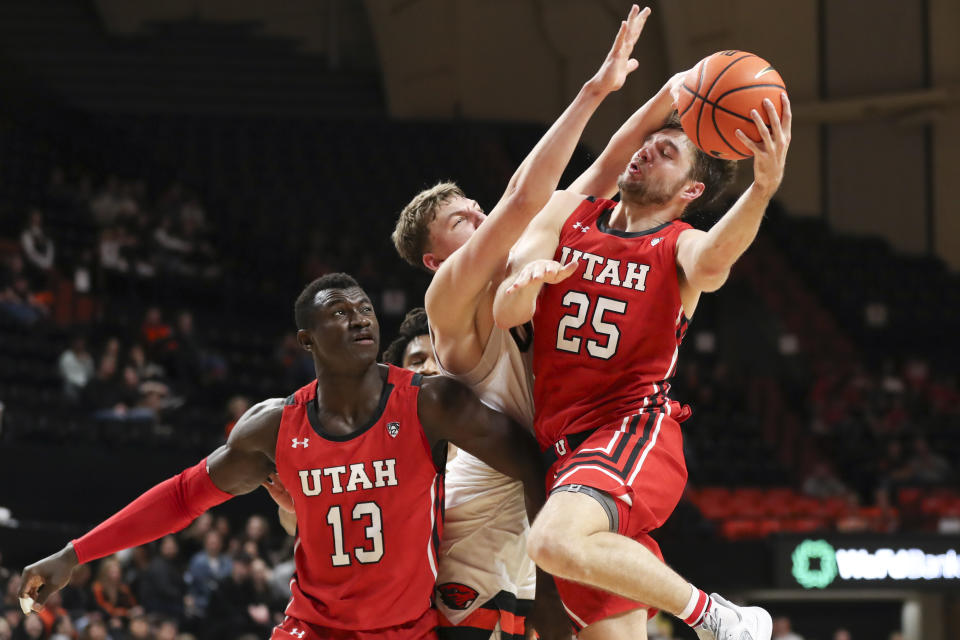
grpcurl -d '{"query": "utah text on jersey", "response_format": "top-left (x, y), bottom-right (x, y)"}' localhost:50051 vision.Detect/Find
top-left (558, 246), bottom-right (651, 291)
top-left (298, 459), bottom-right (399, 496)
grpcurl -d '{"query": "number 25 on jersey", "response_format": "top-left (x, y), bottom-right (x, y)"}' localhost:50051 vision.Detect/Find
top-left (556, 291), bottom-right (627, 360)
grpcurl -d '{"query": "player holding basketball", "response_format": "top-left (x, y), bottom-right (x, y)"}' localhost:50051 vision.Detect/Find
top-left (492, 89), bottom-right (791, 640)
top-left (391, 6), bottom-right (673, 639)
top-left (18, 273), bottom-right (553, 640)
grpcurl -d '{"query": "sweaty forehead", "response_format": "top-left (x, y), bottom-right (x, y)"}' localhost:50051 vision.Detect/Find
top-left (313, 286), bottom-right (370, 307)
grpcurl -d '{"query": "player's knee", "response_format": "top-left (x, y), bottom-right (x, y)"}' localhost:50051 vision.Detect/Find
top-left (527, 511), bottom-right (578, 575)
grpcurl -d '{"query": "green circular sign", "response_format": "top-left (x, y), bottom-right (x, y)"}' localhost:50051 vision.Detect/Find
top-left (791, 539), bottom-right (838, 589)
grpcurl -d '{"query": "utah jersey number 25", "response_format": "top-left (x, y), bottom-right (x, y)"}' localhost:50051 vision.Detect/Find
top-left (556, 291), bottom-right (627, 360)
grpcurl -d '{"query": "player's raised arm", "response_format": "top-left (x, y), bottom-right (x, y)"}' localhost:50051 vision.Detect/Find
top-left (492, 191), bottom-right (583, 329)
top-left (676, 94), bottom-right (791, 293)
top-left (18, 399), bottom-right (283, 614)
top-left (567, 72), bottom-right (684, 199)
top-left (426, 6), bottom-right (650, 331)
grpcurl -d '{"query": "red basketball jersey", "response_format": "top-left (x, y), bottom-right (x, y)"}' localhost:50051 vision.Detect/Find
top-left (532, 197), bottom-right (691, 448)
top-left (275, 365), bottom-right (444, 632)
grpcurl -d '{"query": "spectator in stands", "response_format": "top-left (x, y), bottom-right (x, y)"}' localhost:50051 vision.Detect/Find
top-left (801, 462), bottom-right (848, 500)
top-left (60, 564), bottom-right (94, 619)
top-left (224, 395), bottom-right (251, 438)
top-left (90, 176), bottom-right (137, 227)
top-left (276, 332), bottom-right (313, 388)
top-left (179, 513), bottom-right (213, 560)
top-left (59, 335), bottom-right (96, 401)
top-left (184, 530), bottom-right (231, 619)
top-left (19, 209), bottom-right (55, 290)
top-left (833, 629), bottom-right (851, 640)
top-left (204, 552), bottom-right (272, 640)
top-left (138, 536), bottom-right (185, 620)
top-left (240, 515), bottom-right (271, 562)
top-left (835, 491), bottom-right (870, 533)
top-left (170, 310), bottom-right (226, 384)
top-left (140, 308), bottom-right (172, 360)
top-left (35, 592), bottom-right (69, 638)
top-left (0, 618), bottom-right (10, 640)
top-left (78, 618), bottom-right (110, 640)
top-left (98, 226), bottom-right (133, 274)
top-left (49, 615), bottom-right (75, 640)
top-left (153, 618), bottom-right (179, 640)
top-left (12, 612), bottom-right (44, 640)
top-left (127, 344), bottom-right (164, 382)
top-left (905, 436), bottom-right (952, 484)
top-left (772, 617), bottom-right (803, 640)
top-left (121, 614), bottom-right (150, 640)
top-left (0, 256), bottom-right (48, 327)
top-left (154, 215), bottom-right (194, 276)
top-left (91, 557), bottom-right (141, 626)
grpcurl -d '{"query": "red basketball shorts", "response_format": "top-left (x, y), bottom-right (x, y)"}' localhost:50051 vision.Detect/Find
top-left (544, 402), bottom-right (690, 632)
top-left (272, 608), bottom-right (438, 640)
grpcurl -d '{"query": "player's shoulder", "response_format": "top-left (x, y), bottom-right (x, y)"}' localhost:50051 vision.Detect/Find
top-left (531, 190), bottom-right (594, 232)
top-left (227, 397), bottom-right (285, 451)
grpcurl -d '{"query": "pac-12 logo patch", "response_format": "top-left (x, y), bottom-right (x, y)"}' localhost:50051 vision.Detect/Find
top-left (386, 421), bottom-right (400, 438)
top-left (437, 582), bottom-right (479, 610)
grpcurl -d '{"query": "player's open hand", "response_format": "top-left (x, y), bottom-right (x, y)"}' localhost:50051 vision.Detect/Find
top-left (505, 259), bottom-right (579, 296)
top-left (18, 545), bottom-right (79, 614)
top-left (588, 5), bottom-right (651, 94)
top-left (262, 472), bottom-right (295, 513)
top-left (735, 92), bottom-right (792, 196)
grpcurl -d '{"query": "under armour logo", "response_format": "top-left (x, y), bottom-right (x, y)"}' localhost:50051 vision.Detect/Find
top-left (387, 421), bottom-right (400, 438)
top-left (290, 629), bottom-right (306, 639)
top-left (650, 237), bottom-right (663, 246)
top-left (572, 222), bottom-right (589, 233)
top-left (291, 438), bottom-right (309, 448)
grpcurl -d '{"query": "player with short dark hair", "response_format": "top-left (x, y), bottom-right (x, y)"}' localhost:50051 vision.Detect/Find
top-left (19, 274), bottom-right (554, 640)
top-left (492, 89), bottom-right (792, 640)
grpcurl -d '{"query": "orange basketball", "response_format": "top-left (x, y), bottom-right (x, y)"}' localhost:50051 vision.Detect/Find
top-left (676, 50), bottom-right (787, 160)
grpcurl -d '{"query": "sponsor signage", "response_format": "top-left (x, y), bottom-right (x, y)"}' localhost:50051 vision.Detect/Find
top-left (776, 536), bottom-right (960, 590)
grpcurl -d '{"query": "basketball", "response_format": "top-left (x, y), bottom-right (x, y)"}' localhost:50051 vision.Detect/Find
top-left (677, 50), bottom-right (787, 160)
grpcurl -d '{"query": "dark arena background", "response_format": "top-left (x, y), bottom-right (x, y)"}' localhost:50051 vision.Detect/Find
top-left (0, 1), bottom-right (958, 639)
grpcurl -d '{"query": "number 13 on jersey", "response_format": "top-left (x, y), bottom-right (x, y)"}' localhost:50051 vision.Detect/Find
top-left (326, 502), bottom-right (384, 567)
top-left (555, 291), bottom-right (628, 360)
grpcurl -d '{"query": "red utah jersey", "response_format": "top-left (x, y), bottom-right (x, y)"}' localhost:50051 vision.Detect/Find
top-left (275, 365), bottom-right (444, 632)
top-left (532, 197), bottom-right (691, 448)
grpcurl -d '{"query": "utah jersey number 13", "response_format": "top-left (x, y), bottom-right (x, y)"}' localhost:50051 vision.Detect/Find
top-left (556, 291), bottom-right (627, 360)
top-left (327, 502), bottom-right (383, 566)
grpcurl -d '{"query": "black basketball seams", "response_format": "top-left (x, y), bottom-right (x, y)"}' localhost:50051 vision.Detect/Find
top-left (703, 53), bottom-right (755, 102)
top-left (678, 60), bottom-right (707, 118)
top-left (695, 53), bottom-right (753, 155)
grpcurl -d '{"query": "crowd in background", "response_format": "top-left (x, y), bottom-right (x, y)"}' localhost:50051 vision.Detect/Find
top-left (0, 512), bottom-right (293, 640)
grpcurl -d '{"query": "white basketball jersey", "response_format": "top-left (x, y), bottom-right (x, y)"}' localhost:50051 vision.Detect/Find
top-left (430, 321), bottom-right (537, 626)
top-left (432, 322), bottom-right (535, 509)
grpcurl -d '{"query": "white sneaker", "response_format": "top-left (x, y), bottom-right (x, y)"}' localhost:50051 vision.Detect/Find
top-left (694, 593), bottom-right (772, 640)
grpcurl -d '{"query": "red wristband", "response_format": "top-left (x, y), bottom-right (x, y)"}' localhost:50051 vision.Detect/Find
top-left (72, 458), bottom-right (232, 564)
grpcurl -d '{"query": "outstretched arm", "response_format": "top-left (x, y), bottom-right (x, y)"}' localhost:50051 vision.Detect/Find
top-left (568, 72), bottom-right (684, 199)
top-left (18, 399), bottom-right (283, 614)
top-left (426, 6), bottom-right (651, 336)
top-left (676, 94), bottom-right (792, 293)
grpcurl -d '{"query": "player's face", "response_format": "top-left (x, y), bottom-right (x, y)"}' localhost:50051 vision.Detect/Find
top-left (618, 130), bottom-right (695, 206)
top-left (401, 334), bottom-right (439, 376)
top-left (300, 287), bottom-right (380, 369)
top-left (424, 196), bottom-right (486, 269)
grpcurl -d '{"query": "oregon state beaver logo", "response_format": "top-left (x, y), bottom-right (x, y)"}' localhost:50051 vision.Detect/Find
top-left (437, 582), bottom-right (479, 610)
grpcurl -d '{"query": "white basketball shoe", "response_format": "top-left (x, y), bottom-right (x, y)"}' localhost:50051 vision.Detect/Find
top-left (694, 593), bottom-right (772, 640)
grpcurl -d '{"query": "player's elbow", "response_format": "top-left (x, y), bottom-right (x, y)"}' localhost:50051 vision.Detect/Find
top-left (689, 264), bottom-right (729, 293)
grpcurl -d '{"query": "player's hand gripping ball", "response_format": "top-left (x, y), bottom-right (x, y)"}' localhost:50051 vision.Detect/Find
top-left (676, 50), bottom-right (787, 159)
